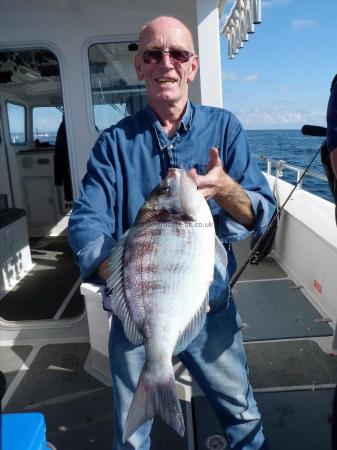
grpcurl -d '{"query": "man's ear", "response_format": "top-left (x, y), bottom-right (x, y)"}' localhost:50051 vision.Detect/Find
top-left (188, 55), bottom-right (199, 83)
top-left (134, 55), bottom-right (144, 81)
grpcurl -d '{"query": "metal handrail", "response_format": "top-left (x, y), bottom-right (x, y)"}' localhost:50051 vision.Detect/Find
top-left (254, 154), bottom-right (327, 190)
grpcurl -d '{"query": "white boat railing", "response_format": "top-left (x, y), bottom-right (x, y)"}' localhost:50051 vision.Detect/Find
top-left (254, 154), bottom-right (327, 190)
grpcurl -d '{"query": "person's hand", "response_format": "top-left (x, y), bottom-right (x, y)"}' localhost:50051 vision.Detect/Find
top-left (96, 258), bottom-right (110, 280)
top-left (331, 147), bottom-right (337, 179)
top-left (188, 147), bottom-right (227, 199)
top-left (188, 147), bottom-right (254, 227)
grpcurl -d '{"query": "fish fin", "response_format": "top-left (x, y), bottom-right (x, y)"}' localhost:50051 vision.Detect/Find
top-left (173, 293), bottom-right (208, 355)
top-left (106, 233), bottom-right (144, 346)
top-left (179, 169), bottom-right (202, 219)
top-left (214, 235), bottom-right (228, 279)
top-left (123, 363), bottom-right (184, 442)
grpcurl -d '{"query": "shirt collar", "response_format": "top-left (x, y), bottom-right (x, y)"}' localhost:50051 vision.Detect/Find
top-left (145, 101), bottom-right (193, 150)
top-left (180, 100), bottom-right (193, 132)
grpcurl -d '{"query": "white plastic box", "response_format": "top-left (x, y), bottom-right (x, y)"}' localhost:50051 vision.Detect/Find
top-left (80, 282), bottom-right (112, 385)
top-left (0, 210), bottom-right (33, 300)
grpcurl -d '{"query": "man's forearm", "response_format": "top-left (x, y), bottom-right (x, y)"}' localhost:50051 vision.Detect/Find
top-left (214, 171), bottom-right (255, 228)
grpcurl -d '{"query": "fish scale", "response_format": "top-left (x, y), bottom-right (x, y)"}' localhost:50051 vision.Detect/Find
top-left (127, 226), bottom-right (207, 320)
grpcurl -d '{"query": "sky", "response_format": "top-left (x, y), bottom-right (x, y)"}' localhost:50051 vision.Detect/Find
top-left (220, 0), bottom-right (337, 130)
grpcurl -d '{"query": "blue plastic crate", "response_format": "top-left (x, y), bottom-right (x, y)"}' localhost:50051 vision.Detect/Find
top-left (1, 412), bottom-right (50, 450)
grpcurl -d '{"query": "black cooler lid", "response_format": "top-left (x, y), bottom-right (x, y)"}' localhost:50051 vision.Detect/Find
top-left (0, 208), bottom-right (26, 229)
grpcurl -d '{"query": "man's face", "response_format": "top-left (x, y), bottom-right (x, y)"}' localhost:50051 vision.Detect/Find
top-left (134, 18), bottom-right (199, 110)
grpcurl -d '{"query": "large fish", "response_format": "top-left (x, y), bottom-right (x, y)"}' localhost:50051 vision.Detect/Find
top-left (106, 168), bottom-right (227, 442)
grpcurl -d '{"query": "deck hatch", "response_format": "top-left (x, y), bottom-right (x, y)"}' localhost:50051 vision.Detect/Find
top-left (234, 279), bottom-right (333, 341)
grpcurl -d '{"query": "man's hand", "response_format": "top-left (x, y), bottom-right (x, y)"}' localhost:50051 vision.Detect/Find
top-left (188, 147), bottom-right (254, 228)
top-left (188, 147), bottom-right (223, 199)
top-left (96, 258), bottom-right (110, 280)
top-left (331, 148), bottom-right (337, 179)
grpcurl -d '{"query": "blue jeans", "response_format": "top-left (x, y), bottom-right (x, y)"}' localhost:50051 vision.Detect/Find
top-left (108, 296), bottom-right (269, 450)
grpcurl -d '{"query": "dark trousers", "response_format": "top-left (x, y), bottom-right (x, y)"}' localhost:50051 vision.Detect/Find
top-left (332, 386), bottom-right (337, 450)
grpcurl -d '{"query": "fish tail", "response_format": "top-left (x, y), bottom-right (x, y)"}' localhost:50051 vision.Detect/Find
top-left (123, 363), bottom-right (185, 442)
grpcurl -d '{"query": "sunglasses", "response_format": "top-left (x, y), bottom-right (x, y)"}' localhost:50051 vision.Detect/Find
top-left (142, 49), bottom-right (194, 64)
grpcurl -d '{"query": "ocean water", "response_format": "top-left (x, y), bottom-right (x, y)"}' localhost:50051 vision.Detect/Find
top-left (246, 129), bottom-right (333, 203)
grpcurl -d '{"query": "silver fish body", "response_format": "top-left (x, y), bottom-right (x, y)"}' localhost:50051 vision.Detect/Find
top-left (106, 168), bottom-right (227, 441)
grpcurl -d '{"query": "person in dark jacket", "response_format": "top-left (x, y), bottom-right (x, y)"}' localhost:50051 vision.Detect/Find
top-left (322, 74), bottom-right (337, 225)
top-left (54, 117), bottom-right (72, 201)
top-left (327, 74), bottom-right (337, 449)
top-left (327, 74), bottom-right (337, 178)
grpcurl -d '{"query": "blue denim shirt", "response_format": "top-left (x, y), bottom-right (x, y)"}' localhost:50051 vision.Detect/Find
top-left (68, 102), bottom-right (275, 308)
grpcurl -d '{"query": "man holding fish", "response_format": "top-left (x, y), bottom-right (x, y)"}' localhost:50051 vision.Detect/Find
top-left (68, 16), bottom-right (275, 450)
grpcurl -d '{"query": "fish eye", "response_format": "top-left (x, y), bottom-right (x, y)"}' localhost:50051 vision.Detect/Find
top-left (160, 184), bottom-right (170, 195)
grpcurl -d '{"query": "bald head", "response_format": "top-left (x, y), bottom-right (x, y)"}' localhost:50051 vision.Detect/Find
top-left (139, 16), bottom-right (195, 53)
top-left (134, 15), bottom-right (199, 117)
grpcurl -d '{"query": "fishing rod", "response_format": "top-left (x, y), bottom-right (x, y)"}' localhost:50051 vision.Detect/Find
top-left (230, 125), bottom-right (326, 289)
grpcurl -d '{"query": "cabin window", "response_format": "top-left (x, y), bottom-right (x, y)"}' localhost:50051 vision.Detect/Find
top-left (7, 102), bottom-right (26, 145)
top-left (88, 41), bottom-right (146, 131)
top-left (32, 106), bottom-right (63, 145)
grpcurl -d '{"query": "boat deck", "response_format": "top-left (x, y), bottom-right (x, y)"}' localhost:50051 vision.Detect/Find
top-left (192, 240), bottom-right (335, 450)
top-left (1, 236), bottom-right (336, 449)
